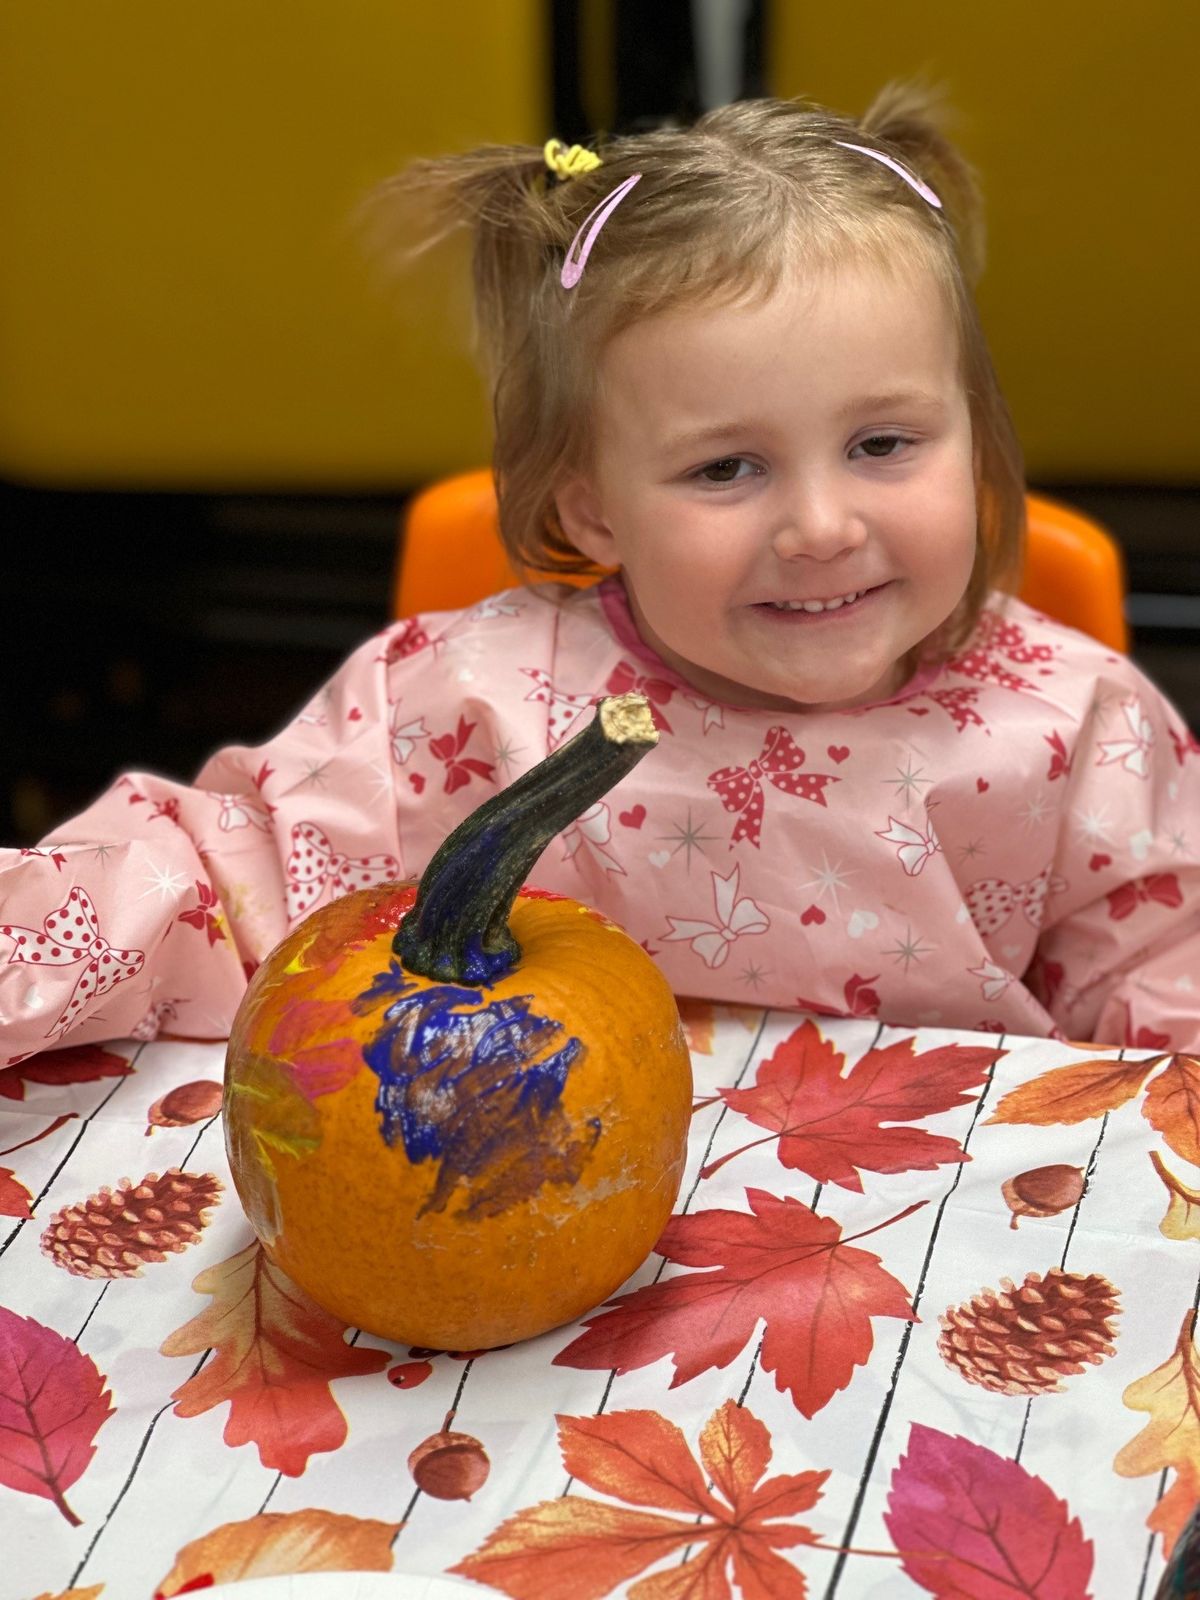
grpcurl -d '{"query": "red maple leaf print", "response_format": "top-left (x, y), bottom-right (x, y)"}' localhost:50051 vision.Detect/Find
top-left (708, 728), bottom-right (838, 848)
top-left (0, 1168), bottom-right (33, 1218)
top-left (1045, 728), bottom-right (1073, 781)
top-left (554, 1188), bottom-right (922, 1417)
top-left (0, 1042), bottom-right (133, 1102)
top-left (1170, 723), bottom-right (1200, 765)
top-left (0, 1305), bottom-right (115, 1524)
top-left (176, 881), bottom-right (224, 946)
top-left (429, 716), bottom-right (496, 795)
top-left (885, 1423), bottom-right (1093, 1598)
top-left (454, 1401), bottom-right (827, 1600)
top-left (701, 1022), bottom-right (1000, 1190)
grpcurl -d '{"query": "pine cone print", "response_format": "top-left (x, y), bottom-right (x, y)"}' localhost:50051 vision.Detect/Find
top-left (40, 1168), bottom-right (223, 1279)
top-left (938, 1268), bottom-right (1120, 1395)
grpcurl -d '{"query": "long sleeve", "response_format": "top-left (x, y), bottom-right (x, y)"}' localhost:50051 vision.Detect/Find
top-left (1031, 669), bottom-right (1200, 1050)
top-left (6, 578), bottom-right (1198, 1065)
top-left (1, 618), bottom-right (418, 1066)
top-left (0, 587), bottom-right (579, 1069)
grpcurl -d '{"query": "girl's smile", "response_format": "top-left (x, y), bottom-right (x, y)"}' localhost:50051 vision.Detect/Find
top-left (557, 260), bottom-right (978, 714)
top-left (753, 581), bottom-right (890, 618)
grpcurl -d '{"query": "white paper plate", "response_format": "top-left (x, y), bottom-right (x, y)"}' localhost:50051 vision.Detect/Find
top-left (204, 1576), bottom-right (479, 1599)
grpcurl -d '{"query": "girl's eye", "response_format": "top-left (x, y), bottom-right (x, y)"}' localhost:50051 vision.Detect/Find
top-left (698, 456), bottom-right (754, 483)
top-left (852, 434), bottom-right (912, 460)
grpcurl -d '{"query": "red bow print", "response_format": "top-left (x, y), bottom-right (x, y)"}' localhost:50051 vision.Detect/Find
top-left (118, 779), bottom-right (182, 825)
top-left (285, 824), bottom-right (401, 920)
top-left (1044, 729), bottom-right (1073, 782)
top-left (707, 728), bottom-right (838, 848)
top-left (924, 686), bottom-right (985, 734)
top-left (379, 615), bottom-right (431, 666)
top-left (0, 886), bottom-right (145, 1037)
top-left (1106, 872), bottom-right (1183, 922)
top-left (429, 716), bottom-right (496, 795)
top-left (20, 847), bottom-right (67, 872)
top-left (950, 612), bottom-right (1054, 693)
top-left (606, 660), bottom-right (675, 733)
top-left (176, 880), bottom-right (224, 946)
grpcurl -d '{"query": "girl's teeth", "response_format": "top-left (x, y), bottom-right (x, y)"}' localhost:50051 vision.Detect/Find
top-left (771, 591), bottom-right (860, 613)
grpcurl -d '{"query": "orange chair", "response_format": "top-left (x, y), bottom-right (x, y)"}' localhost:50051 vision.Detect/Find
top-left (1021, 492), bottom-right (1129, 652)
top-left (393, 470), bottom-right (1129, 653)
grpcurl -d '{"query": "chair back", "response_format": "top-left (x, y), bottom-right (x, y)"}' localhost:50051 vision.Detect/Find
top-left (1021, 492), bottom-right (1128, 651)
top-left (393, 470), bottom-right (1129, 653)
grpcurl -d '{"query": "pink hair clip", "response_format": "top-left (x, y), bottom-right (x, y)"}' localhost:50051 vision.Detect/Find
top-left (834, 142), bottom-right (942, 209)
top-left (561, 172), bottom-right (642, 289)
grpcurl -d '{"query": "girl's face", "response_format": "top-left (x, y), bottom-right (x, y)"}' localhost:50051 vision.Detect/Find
top-left (557, 260), bottom-right (978, 712)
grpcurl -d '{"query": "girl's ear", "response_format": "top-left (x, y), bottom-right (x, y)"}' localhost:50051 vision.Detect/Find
top-left (555, 475), bottom-right (619, 567)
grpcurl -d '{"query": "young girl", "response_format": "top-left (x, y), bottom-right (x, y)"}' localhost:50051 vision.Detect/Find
top-left (2, 85), bottom-right (1197, 1066)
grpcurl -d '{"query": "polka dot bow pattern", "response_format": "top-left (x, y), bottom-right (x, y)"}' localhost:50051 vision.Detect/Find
top-left (0, 886), bottom-right (146, 1037)
top-left (964, 866), bottom-right (1066, 937)
top-left (285, 822), bottom-right (401, 921)
top-left (707, 727), bottom-right (840, 848)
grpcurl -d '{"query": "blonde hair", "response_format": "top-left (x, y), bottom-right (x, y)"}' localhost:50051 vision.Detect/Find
top-left (367, 83), bottom-right (1025, 653)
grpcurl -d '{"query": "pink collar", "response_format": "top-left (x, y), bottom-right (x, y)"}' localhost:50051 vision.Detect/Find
top-left (596, 575), bottom-right (945, 713)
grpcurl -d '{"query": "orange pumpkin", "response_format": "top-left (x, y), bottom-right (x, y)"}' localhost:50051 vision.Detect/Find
top-left (223, 693), bottom-right (692, 1349)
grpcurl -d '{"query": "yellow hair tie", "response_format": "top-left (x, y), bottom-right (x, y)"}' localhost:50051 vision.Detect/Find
top-left (544, 139), bottom-right (602, 180)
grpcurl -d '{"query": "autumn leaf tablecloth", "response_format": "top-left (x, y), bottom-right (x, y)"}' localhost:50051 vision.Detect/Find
top-left (2, 1006), bottom-right (1198, 1600)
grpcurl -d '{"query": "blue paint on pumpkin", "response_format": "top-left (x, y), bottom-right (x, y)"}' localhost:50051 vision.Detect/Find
top-left (359, 976), bottom-right (592, 1217)
top-left (351, 959), bottom-right (411, 1012)
top-left (453, 930), bottom-right (520, 985)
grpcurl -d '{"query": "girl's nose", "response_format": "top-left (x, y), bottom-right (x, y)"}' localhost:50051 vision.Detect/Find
top-left (770, 478), bottom-right (867, 562)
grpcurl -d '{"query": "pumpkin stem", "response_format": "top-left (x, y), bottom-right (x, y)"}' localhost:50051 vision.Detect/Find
top-left (393, 693), bottom-right (658, 984)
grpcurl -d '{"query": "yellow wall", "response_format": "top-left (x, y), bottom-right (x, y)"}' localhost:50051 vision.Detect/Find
top-left (769, 0), bottom-right (1198, 481)
top-left (0, 3), bottom-right (545, 488)
top-left (4, 4), bottom-right (1194, 489)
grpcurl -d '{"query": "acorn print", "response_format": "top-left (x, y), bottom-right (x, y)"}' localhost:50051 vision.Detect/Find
top-left (408, 1411), bottom-right (491, 1500)
top-left (1001, 1163), bottom-right (1085, 1229)
top-left (939, 1268), bottom-right (1120, 1395)
top-left (146, 1079), bottom-right (224, 1135)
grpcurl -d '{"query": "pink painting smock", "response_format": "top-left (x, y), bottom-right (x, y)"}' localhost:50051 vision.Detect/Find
top-left (2, 577), bottom-right (1198, 1065)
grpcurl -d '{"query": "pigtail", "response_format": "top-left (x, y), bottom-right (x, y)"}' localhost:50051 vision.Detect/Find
top-left (359, 143), bottom-right (612, 577)
top-left (359, 144), bottom-right (563, 382)
top-left (357, 89), bottom-right (1023, 625)
top-left (860, 81), bottom-right (986, 285)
